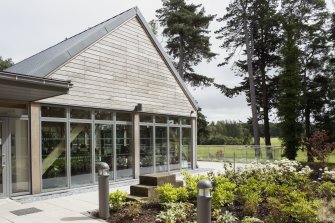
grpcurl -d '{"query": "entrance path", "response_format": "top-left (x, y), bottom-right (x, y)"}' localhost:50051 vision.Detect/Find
top-left (0, 167), bottom-right (213, 223)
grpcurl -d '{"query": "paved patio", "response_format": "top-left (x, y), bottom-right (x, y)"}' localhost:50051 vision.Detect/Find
top-left (0, 163), bottom-right (221, 223)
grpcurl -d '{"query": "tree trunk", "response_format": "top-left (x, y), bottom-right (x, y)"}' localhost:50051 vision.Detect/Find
top-left (178, 35), bottom-right (184, 79)
top-left (260, 59), bottom-right (271, 147)
top-left (241, 1), bottom-right (260, 148)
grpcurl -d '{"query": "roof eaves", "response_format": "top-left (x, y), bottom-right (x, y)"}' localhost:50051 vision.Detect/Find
top-left (134, 7), bottom-right (199, 110)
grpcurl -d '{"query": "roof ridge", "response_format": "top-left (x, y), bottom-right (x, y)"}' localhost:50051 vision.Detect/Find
top-left (8, 7), bottom-right (136, 73)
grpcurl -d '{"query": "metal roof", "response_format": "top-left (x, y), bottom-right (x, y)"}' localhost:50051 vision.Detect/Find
top-left (0, 71), bottom-right (71, 102)
top-left (5, 7), bottom-right (198, 109)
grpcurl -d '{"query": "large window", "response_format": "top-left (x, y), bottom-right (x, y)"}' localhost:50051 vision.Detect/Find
top-left (140, 126), bottom-right (154, 175)
top-left (169, 127), bottom-right (180, 171)
top-left (10, 120), bottom-right (29, 194)
top-left (95, 124), bottom-right (113, 180)
top-left (182, 128), bottom-right (192, 169)
top-left (116, 124), bottom-right (133, 179)
top-left (41, 122), bottom-right (67, 190)
top-left (156, 126), bottom-right (168, 172)
top-left (70, 123), bottom-right (92, 186)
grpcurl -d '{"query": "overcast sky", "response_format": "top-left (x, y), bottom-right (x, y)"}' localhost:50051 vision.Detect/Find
top-left (1, 0), bottom-right (334, 122)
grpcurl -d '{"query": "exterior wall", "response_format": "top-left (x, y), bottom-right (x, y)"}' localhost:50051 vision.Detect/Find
top-left (39, 17), bottom-right (196, 117)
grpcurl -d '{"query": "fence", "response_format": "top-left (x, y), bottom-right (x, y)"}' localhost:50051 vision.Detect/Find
top-left (197, 145), bottom-right (283, 164)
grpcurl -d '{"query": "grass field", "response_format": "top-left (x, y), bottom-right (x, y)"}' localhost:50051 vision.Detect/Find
top-left (198, 137), bottom-right (335, 167)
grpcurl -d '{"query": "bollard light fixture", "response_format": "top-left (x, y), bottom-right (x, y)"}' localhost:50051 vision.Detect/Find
top-left (197, 180), bottom-right (212, 197)
top-left (197, 180), bottom-right (213, 223)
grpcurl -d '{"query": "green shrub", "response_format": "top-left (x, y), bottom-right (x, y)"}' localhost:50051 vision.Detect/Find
top-left (237, 178), bottom-right (264, 216)
top-left (319, 181), bottom-right (335, 201)
top-left (212, 177), bottom-right (236, 208)
top-left (212, 209), bottom-right (238, 223)
top-left (109, 189), bottom-right (127, 209)
top-left (156, 183), bottom-right (178, 203)
top-left (176, 187), bottom-right (188, 202)
top-left (156, 202), bottom-right (194, 223)
top-left (181, 171), bottom-right (207, 200)
top-left (241, 216), bottom-right (264, 223)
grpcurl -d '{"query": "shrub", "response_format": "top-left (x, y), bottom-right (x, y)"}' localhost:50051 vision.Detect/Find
top-left (212, 177), bottom-right (236, 208)
top-left (176, 187), bottom-right (188, 202)
top-left (109, 189), bottom-right (127, 210)
top-left (156, 202), bottom-right (194, 223)
top-left (156, 183), bottom-right (178, 203)
top-left (212, 209), bottom-right (238, 223)
top-left (241, 216), bottom-right (264, 223)
top-left (319, 181), bottom-right (335, 201)
top-left (181, 171), bottom-right (208, 200)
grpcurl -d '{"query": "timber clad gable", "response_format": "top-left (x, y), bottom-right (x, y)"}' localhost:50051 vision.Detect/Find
top-left (39, 17), bottom-right (195, 116)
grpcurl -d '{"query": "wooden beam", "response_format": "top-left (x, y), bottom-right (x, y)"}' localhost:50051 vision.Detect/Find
top-left (30, 102), bottom-right (41, 194)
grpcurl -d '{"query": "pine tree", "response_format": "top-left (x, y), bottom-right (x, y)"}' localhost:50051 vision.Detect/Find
top-left (156, 0), bottom-right (216, 87)
top-left (0, 56), bottom-right (13, 71)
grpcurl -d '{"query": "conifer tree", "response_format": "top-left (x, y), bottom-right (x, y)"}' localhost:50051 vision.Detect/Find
top-left (156, 0), bottom-right (216, 87)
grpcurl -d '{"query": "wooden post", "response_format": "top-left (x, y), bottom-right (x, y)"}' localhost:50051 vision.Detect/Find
top-left (133, 112), bottom-right (140, 178)
top-left (30, 102), bottom-right (41, 194)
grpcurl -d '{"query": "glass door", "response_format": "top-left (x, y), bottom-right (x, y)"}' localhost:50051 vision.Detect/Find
top-left (0, 120), bottom-right (7, 197)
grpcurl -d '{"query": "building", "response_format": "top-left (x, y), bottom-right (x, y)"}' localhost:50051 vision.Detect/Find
top-left (0, 7), bottom-right (197, 198)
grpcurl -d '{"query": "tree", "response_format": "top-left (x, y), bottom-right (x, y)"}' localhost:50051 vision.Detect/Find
top-left (215, 0), bottom-right (281, 147)
top-left (0, 56), bottom-right (13, 71)
top-left (197, 108), bottom-right (210, 145)
top-left (215, 0), bottom-right (264, 147)
top-left (149, 20), bottom-right (158, 35)
top-left (156, 0), bottom-right (216, 87)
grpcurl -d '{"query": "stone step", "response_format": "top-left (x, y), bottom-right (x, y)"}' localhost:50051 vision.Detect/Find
top-left (126, 194), bottom-right (149, 202)
top-left (130, 184), bottom-right (158, 198)
top-left (139, 173), bottom-right (177, 186)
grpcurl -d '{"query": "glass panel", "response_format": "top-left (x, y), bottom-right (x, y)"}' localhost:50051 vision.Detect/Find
top-left (116, 125), bottom-right (133, 179)
top-left (41, 106), bottom-right (66, 118)
top-left (95, 124), bottom-right (113, 180)
top-left (95, 110), bottom-right (113, 121)
top-left (182, 128), bottom-right (192, 169)
top-left (169, 127), bottom-right (180, 171)
top-left (0, 122), bottom-right (2, 194)
top-left (168, 117), bottom-right (180, 125)
top-left (140, 114), bottom-right (153, 123)
top-left (70, 108), bottom-right (91, 119)
top-left (116, 113), bottom-right (131, 122)
top-left (0, 102), bottom-right (27, 117)
top-left (70, 123), bottom-right (92, 186)
top-left (181, 118), bottom-right (191, 125)
top-left (10, 120), bottom-right (29, 193)
top-left (140, 126), bottom-right (154, 175)
top-left (41, 122), bottom-right (67, 190)
top-left (155, 116), bottom-right (167, 124)
top-left (156, 126), bottom-right (168, 172)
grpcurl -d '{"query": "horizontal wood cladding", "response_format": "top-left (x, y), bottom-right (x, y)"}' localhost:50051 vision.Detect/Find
top-left (40, 17), bottom-right (195, 116)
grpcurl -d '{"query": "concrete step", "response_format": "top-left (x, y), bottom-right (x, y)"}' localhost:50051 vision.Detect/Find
top-left (139, 173), bottom-right (177, 186)
top-left (130, 184), bottom-right (158, 198)
top-left (126, 194), bottom-right (149, 202)
top-left (174, 180), bottom-right (184, 188)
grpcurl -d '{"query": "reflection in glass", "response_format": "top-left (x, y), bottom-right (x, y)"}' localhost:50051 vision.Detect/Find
top-left (95, 124), bottom-right (113, 180)
top-left (70, 109), bottom-right (91, 119)
top-left (155, 127), bottom-right (168, 172)
top-left (70, 123), bottom-right (92, 186)
top-left (169, 127), bottom-right (180, 171)
top-left (41, 122), bottom-right (67, 190)
top-left (168, 117), bottom-right (179, 125)
top-left (140, 115), bottom-right (153, 123)
top-left (116, 113), bottom-right (131, 122)
top-left (155, 116), bottom-right (167, 124)
top-left (0, 102), bottom-right (27, 117)
top-left (10, 120), bottom-right (30, 193)
top-left (0, 122), bottom-right (2, 194)
top-left (182, 128), bottom-right (192, 169)
top-left (95, 110), bottom-right (113, 120)
top-left (140, 126), bottom-right (154, 175)
top-left (116, 125), bottom-right (132, 179)
top-left (181, 118), bottom-right (191, 125)
top-left (41, 106), bottom-right (66, 118)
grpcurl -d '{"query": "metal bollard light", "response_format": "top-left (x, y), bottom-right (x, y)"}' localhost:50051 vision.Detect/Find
top-left (197, 180), bottom-right (212, 223)
top-left (96, 162), bottom-right (110, 220)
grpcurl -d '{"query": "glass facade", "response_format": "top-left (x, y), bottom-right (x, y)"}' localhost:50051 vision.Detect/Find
top-left (140, 126), bottom-right (154, 175)
top-left (156, 126), bottom-right (168, 172)
top-left (40, 105), bottom-right (193, 191)
top-left (116, 124), bottom-right (132, 179)
top-left (95, 124), bottom-right (113, 180)
top-left (70, 123), bottom-right (92, 186)
top-left (41, 122), bottom-right (67, 189)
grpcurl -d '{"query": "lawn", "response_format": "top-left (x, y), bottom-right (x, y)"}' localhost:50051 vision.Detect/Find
top-left (197, 137), bottom-right (335, 168)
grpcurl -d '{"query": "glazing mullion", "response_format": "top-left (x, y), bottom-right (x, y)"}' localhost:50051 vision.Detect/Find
top-left (91, 111), bottom-right (95, 184)
top-left (67, 107), bottom-right (71, 189)
top-left (167, 126), bottom-right (170, 172)
top-left (113, 112), bottom-right (117, 181)
top-left (180, 126), bottom-right (182, 170)
top-left (153, 116), bottom-right (156, 173)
